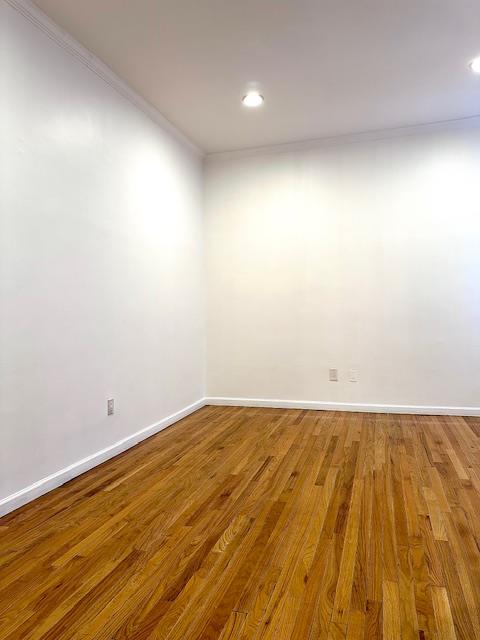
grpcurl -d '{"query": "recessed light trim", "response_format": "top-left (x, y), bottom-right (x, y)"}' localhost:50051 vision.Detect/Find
top-left (469, 56), bottom-right (480, 73)
top-left (242, 92), bottom-right (264, 107)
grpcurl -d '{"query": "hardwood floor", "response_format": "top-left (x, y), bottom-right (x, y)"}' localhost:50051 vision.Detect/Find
top-left (1, 406), bottom-right (480, 639)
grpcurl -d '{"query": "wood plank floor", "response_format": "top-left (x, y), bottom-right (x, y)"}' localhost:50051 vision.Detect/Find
top-left (2, 406), bottom-right (480, 639)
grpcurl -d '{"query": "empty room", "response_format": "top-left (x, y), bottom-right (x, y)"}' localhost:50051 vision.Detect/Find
top-left (1, 0), bottom-right (480, 638)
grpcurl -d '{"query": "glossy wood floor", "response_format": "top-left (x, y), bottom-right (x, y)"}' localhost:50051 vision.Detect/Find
top-left (2, 406), bottom-right (480, 639)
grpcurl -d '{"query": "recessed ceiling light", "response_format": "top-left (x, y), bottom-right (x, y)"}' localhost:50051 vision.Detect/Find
top-left (469, 56), bottom-right (480, 73)
top-left (242, 92), bottom-right (264, 107)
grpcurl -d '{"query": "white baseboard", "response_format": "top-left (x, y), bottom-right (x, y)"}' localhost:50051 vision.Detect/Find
top-left (0, 398), bottom-right (206, 518)
top-left (3, 395), bottom-right (479, 517)
top-left (205, 396), bottom-right (480, 417)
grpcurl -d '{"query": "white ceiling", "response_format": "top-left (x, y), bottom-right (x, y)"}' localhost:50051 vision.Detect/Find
top-left (33, 0), bottom-right (480, 153)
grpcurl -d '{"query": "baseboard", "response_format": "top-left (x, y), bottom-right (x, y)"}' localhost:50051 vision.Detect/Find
top-left (3, 395), bottom-right (478, 517)
top-left (0, 398), bottom-right (206, 518)
top-left (205, 396), bottom-right (480, 417)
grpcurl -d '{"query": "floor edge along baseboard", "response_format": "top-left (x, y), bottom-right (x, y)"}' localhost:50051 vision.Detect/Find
top-left (0, 398), bottom-right (206, 518)
top-left (205, 396), bottom-right (480, 416)
top-left (2, 395), bottom-right (479, 517)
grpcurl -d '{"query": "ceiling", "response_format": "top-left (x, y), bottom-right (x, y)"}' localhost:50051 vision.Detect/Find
top-left (33, 0), bottom-right (480, 154)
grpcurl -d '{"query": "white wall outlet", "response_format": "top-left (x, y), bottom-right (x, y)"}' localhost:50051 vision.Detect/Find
top-left (329, 368), bottom-right (338, 382)
top-left (348, 369), bottom-right (358, 383)
top-left (107, 398), bottom-right (114, 415)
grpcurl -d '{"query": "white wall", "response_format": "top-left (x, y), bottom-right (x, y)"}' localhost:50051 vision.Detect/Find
top-left (2, 0), bottom-right (480, 516)
top-left (205, 127), bottom-right (480, 409)
top-left (0, 2), bottom-right (205, 505)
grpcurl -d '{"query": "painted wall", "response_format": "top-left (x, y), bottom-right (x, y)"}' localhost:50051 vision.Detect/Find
top-left (0, 2), bottom-right (205, 503)
top-left (205, 127), bottom-right (480, 409)
top-left (2, 0), bottom-right (480, 515)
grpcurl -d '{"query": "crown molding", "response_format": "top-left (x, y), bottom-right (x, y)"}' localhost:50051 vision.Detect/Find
top-left (206, 114), bottom-right (480, 161)
top-left (7, 1), bottom-right (480, 165)
top-left (5, 0), bottom-right (204, 158)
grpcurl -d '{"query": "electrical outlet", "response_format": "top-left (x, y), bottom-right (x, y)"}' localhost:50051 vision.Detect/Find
top-left (107, 398), bottom-right (114, 416)
top-left (348, 369), bottom-right (358, 383)
top-left (329, 368), bottom-right (338, 382)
